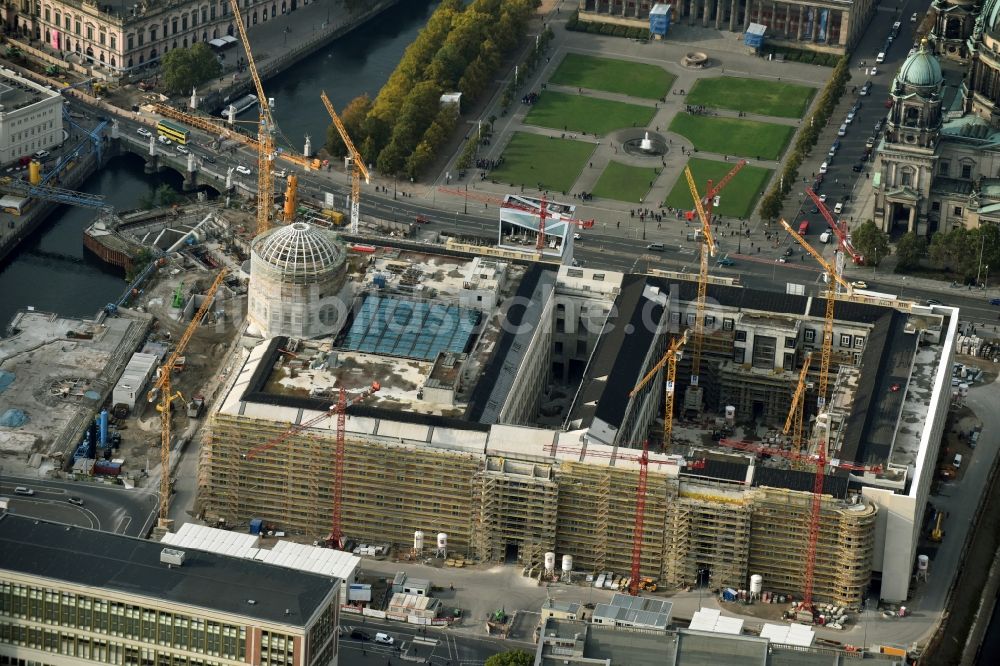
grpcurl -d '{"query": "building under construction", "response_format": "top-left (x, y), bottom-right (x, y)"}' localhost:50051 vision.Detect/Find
top-left (201, 239), bottom-right (956, 606)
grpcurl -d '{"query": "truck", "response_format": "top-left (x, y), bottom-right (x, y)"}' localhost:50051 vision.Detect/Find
top-left (320, 209), bottom-right (345, 226)
top-left (819, 230), bottom-right (831, 244)
top-left (798, 220), bottom-right (810, 235)
top-left (187, 395), bottom-right (205, 418)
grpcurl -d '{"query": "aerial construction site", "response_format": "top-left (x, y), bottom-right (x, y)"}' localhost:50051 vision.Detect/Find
top-left (195, 172), bottom-right (957, 610)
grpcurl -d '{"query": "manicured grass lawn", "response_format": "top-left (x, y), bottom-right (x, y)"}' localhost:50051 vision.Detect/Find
top-left (685, 76), bottom-right (815, 118)
top-left (525, 91), bottom-right (656, 136)
top-left (490, 132), bottom-right (595, 192)
top-left (668, 113), bottom-right (794, 160)
top-left (548, 53), bottom-right (675, 99)
top-left (663, 158), bottom-right (774, 219)
top-left (591, 162), bottom-right (661, 203)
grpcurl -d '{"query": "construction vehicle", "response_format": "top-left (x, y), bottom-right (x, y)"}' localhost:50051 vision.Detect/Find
top-left (320, 91), bottom-right (369, 234)
top-left (148, 269), bottom-right (228, 530)
top-left (186, 395), bottom-right (205, 418)
top-left (638, 577), bottom-right (658, 592)
top-left (930, 511), bottom-right (945, 542)
top-left (683, 166), bottom-right (718, 414)
top-left (244, 381), bottom-right (380, 547)
top-left (628, 330), bottom-right (690, 446)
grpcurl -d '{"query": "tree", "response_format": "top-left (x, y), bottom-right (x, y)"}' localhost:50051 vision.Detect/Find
top-left (894, 231), bottom-right (927, 271)
top-left (851, 220), bottom-right (890, 265)
top-left (483, 650), bottom-right (533, 666)
top-left (325, 94), bottom-right (372, 157)
top-left (162, 43), bottom-right (221, 95)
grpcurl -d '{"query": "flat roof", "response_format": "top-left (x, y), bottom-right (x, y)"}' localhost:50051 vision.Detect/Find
top-left (0, 514), bottom-right (337, 627)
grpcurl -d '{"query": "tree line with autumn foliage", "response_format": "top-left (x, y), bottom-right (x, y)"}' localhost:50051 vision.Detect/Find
top-left (325, 0), bottom-right (540, 179)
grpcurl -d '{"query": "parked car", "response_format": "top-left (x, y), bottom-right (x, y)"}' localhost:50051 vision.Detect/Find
top-left (870, 67), bottom-right (879, 77)
top-left (350, 630), bottom-right (371, 641)
top-left (860, 81), bottom-right (872, 96)
top-left (852, 163), bottom-right (864, 172)
top-left (866, 137), bottom-right (876, 149)
top-left (201, 154), bottom-right (217, 164)
top-left (717, 256), bottom-right (736, 266)
top-left (911, 12), bottom-right (919, 22)
top-left (990, 297), bottom-right (1000, 305)
top-left (14, 487), bottom-right (34, 496)
top-left (851, 280), bottom-right (869, 289)
top-left (33, 150), bottom-right (50, 159)
top-left (236, 165), bottom-right (252, 175)
top-left (374, 633), bottom-right (394, 645)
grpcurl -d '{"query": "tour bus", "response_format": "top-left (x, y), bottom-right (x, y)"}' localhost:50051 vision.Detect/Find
top-left (156, 119), bottom-right (191, 145)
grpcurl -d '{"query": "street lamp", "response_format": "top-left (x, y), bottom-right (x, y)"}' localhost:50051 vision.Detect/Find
top-left (393, 175), bottom-right (397, 200)
top-left (976, 231), bottom-right (986, 287)
top-left (464, 183), bottom-right (468, 215)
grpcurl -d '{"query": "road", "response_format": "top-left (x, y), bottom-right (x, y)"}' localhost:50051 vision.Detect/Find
top-left (339, 618), bottom-right (519, 666)
top-left (0, 476), bottom-right (158, 537)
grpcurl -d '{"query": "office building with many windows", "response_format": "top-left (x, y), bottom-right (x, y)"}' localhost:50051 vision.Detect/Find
top-left (0, 514), bottom-right (341, 666)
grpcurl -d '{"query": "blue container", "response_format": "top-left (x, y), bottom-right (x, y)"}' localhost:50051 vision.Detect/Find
top-left (99, 410), bottom-right (109, 447)
top-left (250, 518), bottom-right (264, 535)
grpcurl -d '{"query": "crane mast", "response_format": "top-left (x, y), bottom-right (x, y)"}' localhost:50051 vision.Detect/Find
top-left (321, 91), bottom-right (370, 234)
top-left (150, 269), bottom-right (228, 528)
top-left (628, 440), bottom-right (650, 596)
top-left (227, 0), bottom-right (275, 236)
top-left (683, 166), bottom-right (717, 409)
top-left (629, 331), bottom-right (689, 446)
top-left (783, 352), bottom-right (813, 456)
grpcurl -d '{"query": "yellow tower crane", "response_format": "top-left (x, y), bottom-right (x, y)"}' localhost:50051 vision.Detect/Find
top-left (782, 352), bottom-right (813, 455)
top-left (149, 269), bottom-right (228, 529)
top-left (779, 220), bottom-right (852, 412)
top-left (629, 330), bottom-right (690, 446)
top-left (227, 0), bottom-right (276, 236)
top-left (320, 91), bottom-right (370, 234)
top-left (683, 166), bottom-right (717, 412)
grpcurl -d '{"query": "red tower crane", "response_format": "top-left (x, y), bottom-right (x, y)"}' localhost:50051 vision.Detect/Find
top-left (628, 440), bottom-right (650, 596)
top-left (437, 187), bottom-right (594, 250)
top-left (804, 188), bottom-right (864, 265)
top-left (245, 381), bottom-right (381, 547)
top-left (683, 159), bottom-right (748, 222)
top-left (715, 438), bottom-right (881, 611)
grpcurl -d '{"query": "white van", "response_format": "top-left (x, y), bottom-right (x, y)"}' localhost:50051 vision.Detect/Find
top-left (833, 202), bottom-right (844, 214)
top-left (953, 453), bottom-right (963, 468)
top-left (838, 124), bottom-right (848, 137)
top-left (876, 52), bottom-right (886, 64)
top-left (819, 162), bottom-right (829, 174)
top-left (819, 231), bottom-right (832, 243)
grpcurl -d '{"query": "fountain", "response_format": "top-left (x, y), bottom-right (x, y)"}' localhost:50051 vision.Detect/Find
top-left (640, 132), bottom-right (654, 152)
top-left (622, 130), bottom-right (668, 157)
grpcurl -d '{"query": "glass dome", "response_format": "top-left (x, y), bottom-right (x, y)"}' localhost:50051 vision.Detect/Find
top-left (252, 222), bottom-right (343, 281)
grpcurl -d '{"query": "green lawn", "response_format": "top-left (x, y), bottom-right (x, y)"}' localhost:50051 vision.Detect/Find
top-left (591, 162), bottom-right (661, 203)
top-left (524, 91), bottom-right (656, 136)
top-left (663, 158), bottom-right (774, 219)
top-left (548, 53), bottom-right (674, 99)
top-left (490, 132), bottom-right (595, 192)
top-left (668, 113), bottom-right (794, 160)
top-left (685, 76), bottom-right (815, 118)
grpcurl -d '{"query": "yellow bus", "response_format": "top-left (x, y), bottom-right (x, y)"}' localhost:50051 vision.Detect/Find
top-left (156, 119), bottom-right (191, 145)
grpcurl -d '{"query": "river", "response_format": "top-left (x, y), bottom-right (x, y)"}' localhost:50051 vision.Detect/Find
top-left (0, 0), bottom-right (440, 329)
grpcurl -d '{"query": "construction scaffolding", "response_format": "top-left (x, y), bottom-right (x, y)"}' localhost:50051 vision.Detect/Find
top-left (663, 486), bottom-right (752, 592)
top-left (748, 487), bottom-right (877, 606)
top-left (203, 413), bottom-right (483, 554)
top-left (201, 415), bottom-right (877, 605)
top-left (554, 462), bottom-right (670, 580)
top-left (474, 456), bottom-right (558, 565)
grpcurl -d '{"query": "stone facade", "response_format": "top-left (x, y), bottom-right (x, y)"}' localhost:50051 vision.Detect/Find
top-left (0, 67), bottom-right (63, 163)
top-left (8, 0), bottom-right (316, 76)
top-left (578, 0), bottom-right (876, 53)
